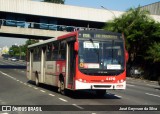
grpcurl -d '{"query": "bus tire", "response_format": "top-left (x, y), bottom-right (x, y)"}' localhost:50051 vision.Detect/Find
top-left (35, 72), bottom-right (39, 86)
top-left (58, 74), bottom-right (66, 95)
top-left (60, 81), bottom-right (65, 95)
top-left (96, 90), bottom-right (106, 97)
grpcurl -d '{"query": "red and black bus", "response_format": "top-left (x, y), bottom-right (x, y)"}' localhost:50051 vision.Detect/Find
top-left (27, 30), bottom-right (128, 96)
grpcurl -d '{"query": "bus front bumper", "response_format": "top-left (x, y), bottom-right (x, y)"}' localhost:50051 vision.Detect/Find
top-left (75, 80), bottom-right (126, 90)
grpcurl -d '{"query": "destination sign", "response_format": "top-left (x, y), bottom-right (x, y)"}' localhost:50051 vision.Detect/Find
top-left (94, 34), bottom-right (118, 39)
top-left (79, 33), bottom-right (120, 39)
top-left (82, 33), bottom-right (91, 38)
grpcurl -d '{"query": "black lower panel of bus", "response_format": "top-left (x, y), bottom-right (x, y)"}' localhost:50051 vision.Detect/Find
top-left (0, 65), bottom-right (26, 69)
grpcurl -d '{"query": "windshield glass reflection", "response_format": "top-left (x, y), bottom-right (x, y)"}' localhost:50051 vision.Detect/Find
top-left (79, 40), bottom-right (125, 70)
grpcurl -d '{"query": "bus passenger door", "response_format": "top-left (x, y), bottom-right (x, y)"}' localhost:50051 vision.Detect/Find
top-left (66, 41), bottom-right (75, 89)
top-left (29, 51), bottom-right (33, 80)
top-left (40, 47), bottom-right (46, 83)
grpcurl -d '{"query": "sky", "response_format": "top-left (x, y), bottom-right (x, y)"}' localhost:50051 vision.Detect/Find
top-left (65, 0), bottom-right (160, 11)
top-left (0, 37), bottom-right (27, 48)
top-left (0, 0), bottom-right (160, 48)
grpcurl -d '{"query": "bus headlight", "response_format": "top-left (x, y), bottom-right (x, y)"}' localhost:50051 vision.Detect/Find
top-left (120, 79), bottom-right (124, 83)
top-left (117, 80), bottom-right (124, 83)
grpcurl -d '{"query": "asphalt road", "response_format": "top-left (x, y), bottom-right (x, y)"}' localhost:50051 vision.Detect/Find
top-left (0, 58), bottom-right (26, 69)
top-left (0, 58), bottom-right (159, 114)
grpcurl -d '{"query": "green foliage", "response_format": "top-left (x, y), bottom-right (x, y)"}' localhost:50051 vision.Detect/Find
top-left (9, 40), bottom-right (39, 58)
top-left (9, 45), bottom-right (20, 57)
top-left (23, 39), bottom-right (39, 55)
top-left (25, 39), bottom-right (39, 46)
top-left (146, 42), bottom-right (160, 62)
top-left (104, 6), bottom-right (160, 63)
top-left (44, 0), bottom-right (65, 4)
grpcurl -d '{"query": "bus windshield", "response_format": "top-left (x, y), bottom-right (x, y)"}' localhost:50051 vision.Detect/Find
top-left (78, 40), bottom-right (125, 71)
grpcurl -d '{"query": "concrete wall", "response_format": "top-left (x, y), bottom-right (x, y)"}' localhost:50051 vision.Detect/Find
top-left (0, 0), bottom-right (125, 22)
top-left (0, 0), bottom-right (159, 23)
top-left (0, 26), bottom-right (68, 39)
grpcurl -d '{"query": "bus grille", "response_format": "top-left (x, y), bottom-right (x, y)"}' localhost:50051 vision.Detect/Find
top-left (93, 85), bottom-right (111, 88)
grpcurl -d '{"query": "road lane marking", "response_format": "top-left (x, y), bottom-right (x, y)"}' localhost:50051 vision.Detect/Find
top-left (126, 84), bottom-right (135, 87)
top-left (34, 87), bottom-right (38, 90)
top-left (0, 71), bottom-right (8, 76)
top-left (107, 93), bottom-right (122, 98)
top-left (0, 71), bottom-right (35, 91)
top-left (12, 77), bottom-right (17, 80)
top-left (28, 85), bottom-right (32, 87)
top-left (114, 95), bottom-right (122, 98)
top-left (40, 90), bottom-right (46, 93)
top-left (0, 71), bottom-right (16, 80)
top-left (49, 94), bottom-right (55, 97)
top-left (72, 104), bottom-right (84, 110)
top-left (0, 113), bottom-right (9, 114)
top-left (59, 98), bottom-right (68, 102)
top-left (147, 84), bottom-right (159, 88)
top-left (145, 93), bottom-right (160, 98)
top-left (8, 76), bottom-right (12, 78)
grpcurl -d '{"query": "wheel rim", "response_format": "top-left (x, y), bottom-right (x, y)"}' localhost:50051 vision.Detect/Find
top-left (35, 76), bottom-right (39, 86)
top-left (60, 81), bottom-right (65, 94)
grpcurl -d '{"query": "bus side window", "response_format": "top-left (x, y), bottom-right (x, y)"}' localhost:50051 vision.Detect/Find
top-left (33, 47), bottom-right (41, 62)
top-left (59, 42), bottom-right (66, 60)
top-left (46, 44), bottom-right (52, 61)
top-left (52, 43), bottom-right (59, 60)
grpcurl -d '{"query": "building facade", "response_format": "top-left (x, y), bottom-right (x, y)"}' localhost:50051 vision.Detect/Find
top-left (141, 2), bottom-right (160, 15)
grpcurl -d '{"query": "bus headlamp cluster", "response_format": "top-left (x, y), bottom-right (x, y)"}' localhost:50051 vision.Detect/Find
top-left (117, 79), bottom-right (124, 83)
top-left (78, 79), bottom-right (87, 83)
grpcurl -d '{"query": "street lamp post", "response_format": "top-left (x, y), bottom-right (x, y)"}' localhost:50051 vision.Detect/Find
top-left (101, 6), bottom-right (116, 18)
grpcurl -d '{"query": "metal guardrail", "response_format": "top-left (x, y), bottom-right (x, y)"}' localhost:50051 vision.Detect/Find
top-left (0, 19), bottom-right (100, 32)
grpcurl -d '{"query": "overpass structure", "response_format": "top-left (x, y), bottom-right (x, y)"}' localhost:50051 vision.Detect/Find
top-left (0, 0), bottom-right (160, 39)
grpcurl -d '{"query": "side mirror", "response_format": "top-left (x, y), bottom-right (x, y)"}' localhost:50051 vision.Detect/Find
top-left (74, 42), bottom-right (79, 51)
top-left (125, 50), bottom-right (129, 62)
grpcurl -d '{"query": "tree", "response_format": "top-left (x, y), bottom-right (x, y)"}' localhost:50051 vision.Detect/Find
top-left (9, 39), bottom-right (39, 58)
top-left (25, 39), bottom-right (39, 46)
top-left (146, 42), bottom-right (160, 62)
top-left (9, 45), bottom-right (20, 57)
top-left (104, 6), bottom-right (160, 63)
top-left (23, 39), bottom-right (39, 55)
top-left (43, 0), bottom-right (65, 4)
top-left (104, 6), bottom-right (160, 80)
